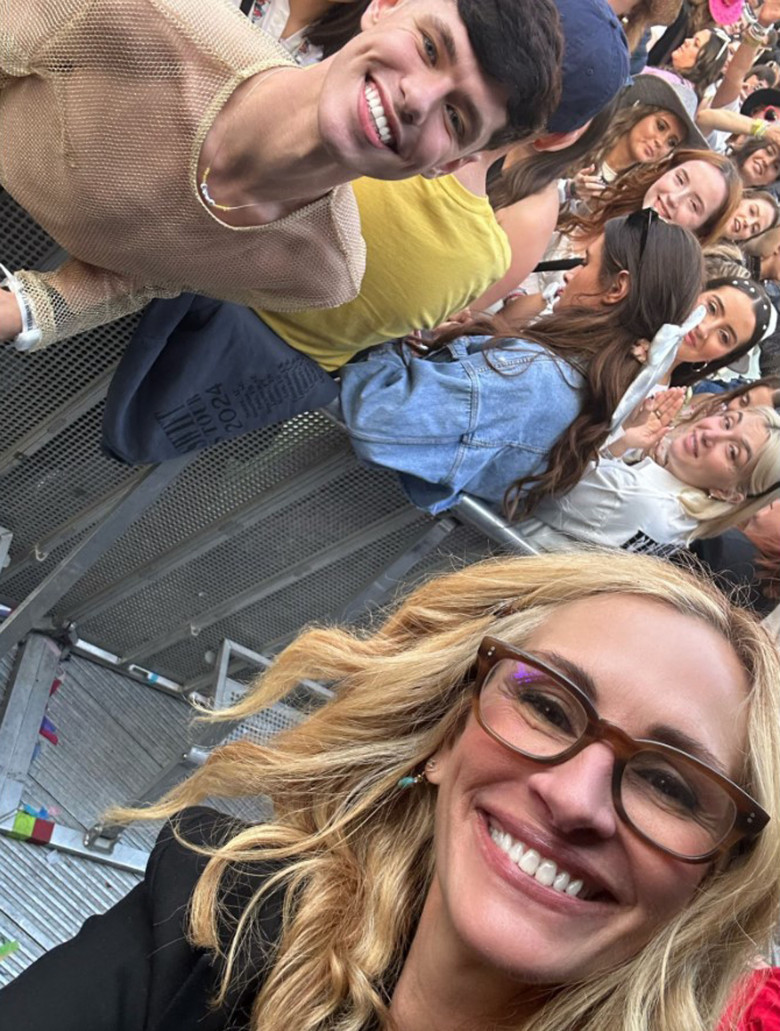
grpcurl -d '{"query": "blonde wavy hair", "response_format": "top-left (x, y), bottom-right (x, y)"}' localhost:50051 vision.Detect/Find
top-left (679, 406), bottom-right (780, 539)
top-left (119, 552), bottom-right (780, 1031)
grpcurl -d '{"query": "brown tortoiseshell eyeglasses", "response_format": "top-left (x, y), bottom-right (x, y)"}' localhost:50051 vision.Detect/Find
top-left (472, 637), bottom-right (769, 864)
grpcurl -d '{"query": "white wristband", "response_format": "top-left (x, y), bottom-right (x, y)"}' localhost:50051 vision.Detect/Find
top-left (0, 263), bottom-right (42, 351)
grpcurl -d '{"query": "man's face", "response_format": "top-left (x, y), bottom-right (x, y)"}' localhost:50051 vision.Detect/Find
top-left (740, 74), bottom-right (762, 101)
top-left (316, 0), bottom-right (512, 180)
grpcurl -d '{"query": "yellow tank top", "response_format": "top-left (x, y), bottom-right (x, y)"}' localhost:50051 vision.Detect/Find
top-left (258, 174), bottom-right (510, 371)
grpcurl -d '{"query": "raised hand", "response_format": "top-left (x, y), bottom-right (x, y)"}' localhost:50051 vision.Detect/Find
top-left (617, 388), bottom-right (687, 455)
top-left (0, 288), bottom-right (23, 342)
top-left (571, 165), bottom-right (605, 202)
top-left (757, 0), bottom-right (780, 27)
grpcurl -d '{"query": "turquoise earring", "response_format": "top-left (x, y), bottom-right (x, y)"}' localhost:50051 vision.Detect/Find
top-left (397, 758), bottom-right (436, 788)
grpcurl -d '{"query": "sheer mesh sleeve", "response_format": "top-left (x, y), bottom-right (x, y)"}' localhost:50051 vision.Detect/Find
top-left (13, 260), bottom-right (179, 350)
top-left (0, 0), bottom-right (366, 345)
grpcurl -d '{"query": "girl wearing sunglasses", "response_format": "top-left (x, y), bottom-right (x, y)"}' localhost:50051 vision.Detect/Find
top-left (516, 148), bottom-right (739, 316)
top-left (337, 211), bottom-right (702, 515)
top-left (1, 551), bottom-right (778, 1031)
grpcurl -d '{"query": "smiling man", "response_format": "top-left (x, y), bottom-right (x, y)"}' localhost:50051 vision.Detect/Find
top-left (94, 0), bottom-right (629, 467)
top-left (0, 0), bottom-right (562, 350)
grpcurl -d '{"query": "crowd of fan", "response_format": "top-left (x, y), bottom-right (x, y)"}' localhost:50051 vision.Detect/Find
top-left (0, 0), bottom-right (777, 621)
top-left (246, 0), bottom-right (780, 622)
top-left (5, 3), bottom-right (780, 1030)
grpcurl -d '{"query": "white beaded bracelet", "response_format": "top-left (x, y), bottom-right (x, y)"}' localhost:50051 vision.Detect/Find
top-left (0, 263), bottom-right (42, 351)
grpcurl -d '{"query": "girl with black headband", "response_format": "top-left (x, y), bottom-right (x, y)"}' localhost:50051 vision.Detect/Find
top-left (665, 275), bottom-right (776, 388)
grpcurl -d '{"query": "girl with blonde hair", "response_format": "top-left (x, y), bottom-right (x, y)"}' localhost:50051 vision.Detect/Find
top-left (1, 551), bottom-right (779, 1031)
top-left (529, 398), bottom-right (780, 547)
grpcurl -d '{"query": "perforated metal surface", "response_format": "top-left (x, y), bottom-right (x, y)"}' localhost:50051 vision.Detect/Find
top-left (220, 679), bottom-right (305, 747)
top-left (52, 436), bottom-right (399, 619)
top-left (0, 406), bottom-right (136, 564)
top-left (0, 188), bottom-right (58, 269)
top-left (69, 471), bottom-right (413, 649)
top-left (54, 414), bottom-right (351, 610)
top-left (0, 526), bottom-right (96, 608)
top-left (0, 178), bottom-right (493, 687)
top-left (142, 518), bottom-right (432, 681)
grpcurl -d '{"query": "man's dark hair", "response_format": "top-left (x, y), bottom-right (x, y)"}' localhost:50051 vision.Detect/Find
top-left (457, 0), bottom-right (562, 146)
top-left (750, 64), bottom-right (778, 88)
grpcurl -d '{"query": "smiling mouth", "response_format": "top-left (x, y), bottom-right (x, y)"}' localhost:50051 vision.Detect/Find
top-left (364, 79), bottom-right (397, 151)
top-left (654, 196), bottom-right (671, 220)
top-left (488, 818), bottom-right (611, 903)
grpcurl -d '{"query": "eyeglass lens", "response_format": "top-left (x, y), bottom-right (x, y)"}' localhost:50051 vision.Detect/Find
top-left (478, 659), bottom-right (737, 860)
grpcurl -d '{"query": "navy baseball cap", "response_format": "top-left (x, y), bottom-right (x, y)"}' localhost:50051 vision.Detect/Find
top-left (547, 0), bottom-right (630, 133)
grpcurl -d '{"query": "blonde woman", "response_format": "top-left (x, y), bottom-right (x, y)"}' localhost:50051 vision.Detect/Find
top-left (529, 398), bottom-right (780, 548)
top-left (1, 551), bottom-right (779, 1031)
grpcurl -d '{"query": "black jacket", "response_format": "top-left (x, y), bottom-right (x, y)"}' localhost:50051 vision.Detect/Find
top-left (0, 807), bottom-right (283, 1031)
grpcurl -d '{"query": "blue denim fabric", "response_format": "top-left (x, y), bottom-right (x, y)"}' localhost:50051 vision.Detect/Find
top-left (690, 378), bottom-right (745, 396)
top-left (338, 336), bottom-right (585, 513)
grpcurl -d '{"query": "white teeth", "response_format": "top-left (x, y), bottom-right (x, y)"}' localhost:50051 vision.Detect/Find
top-left (364, 82), bottom-right (395, 148)
top-left (489, 822), bottom-right (593, 900)
top-left (534, 860), bottom-right (557, 887)
top-left (519, 849), bottom-right (540, 876)
top-left (553, 871), bottom-right (570, 893)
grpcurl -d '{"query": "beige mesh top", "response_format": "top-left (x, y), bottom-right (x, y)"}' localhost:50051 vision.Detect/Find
top-left (0, 0), bottom-right (366, 349)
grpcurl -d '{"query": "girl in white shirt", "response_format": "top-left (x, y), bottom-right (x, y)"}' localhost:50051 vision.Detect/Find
top-left (529, 392), bottom-right (780, 549)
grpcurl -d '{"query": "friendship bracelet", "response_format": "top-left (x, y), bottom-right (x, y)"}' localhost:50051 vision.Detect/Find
top-left (750, 118), bottom-right (769, 138)
top-left (0, 263), bottom-right (42, 351)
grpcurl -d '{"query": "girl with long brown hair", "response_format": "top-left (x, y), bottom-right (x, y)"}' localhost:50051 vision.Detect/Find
top-left (336, 211), bottom-right (702, 515)
top-left (507, 148), bottom-right (739, 319)
top-left (730, 136), bottom-right (780, 187)
top-left (566, 73), bottom-right (706, 206)
top-left (666, 275), bottom-right (774, 388)
top-left (667, 27), bottom-right (732, 100)
top-left (558, 148), bottom-right (742, 244)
